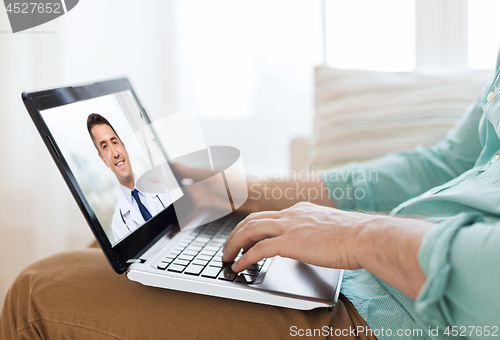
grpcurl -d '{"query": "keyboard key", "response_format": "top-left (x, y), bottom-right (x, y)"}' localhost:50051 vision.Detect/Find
top-left (247, 264), bottom-right (260, 271)
top-left (242, 268), bottom-right (258, 277)
top-left (178, 254), bottom-right (195, 261)
top-left (218, 267), bottom-right (237, 281)
top-left (184, 264), bottom-right (204, 276)
top-left (208, 261), bottom-right (223, 268)
top-left (187, 245), bottom-right (202, 252)
top-left (157, 263), bottom-right (169, 270)
top-left (173, 259), bottom-right (190, 266)
top-left (235, 274), bottom-right (255, 284)
top-left (199, 249), bottom-right (217, 256)
top-left (201, 266), bottom-right (222, 278)
top-left (195, 236), bottom-right (211, 243)
top-left (200, 230), bottom-right (218, 237)
top-left (167, 264), bottom-right (185, 273)
top-left (182, 250), bottom-right (198, 256)
top-left (195, 254), bottom-right (212, 262)
top-left (191, 241), bottom-right (208, 247)
top-left (192, 259), bottom-right (209, 266)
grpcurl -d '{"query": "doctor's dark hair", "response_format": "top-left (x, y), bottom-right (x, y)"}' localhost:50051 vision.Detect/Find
top-left (87, 113), bottom-right (122, 149)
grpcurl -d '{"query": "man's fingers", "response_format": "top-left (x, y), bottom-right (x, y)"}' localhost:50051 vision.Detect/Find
top-left (242, 241), bottom-right (257, 252)
top-left (173, 162), bottom-right (212, 182)
top-left (223, 211), bottom-right (280, 252)
top-left (231, 238), bottom-right (281, 273)
top-left (222, 218), bottom-right (282, 262)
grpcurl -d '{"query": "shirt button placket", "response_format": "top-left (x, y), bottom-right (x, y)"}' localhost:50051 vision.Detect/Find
top-left (487, 91), bottom-right (496, 103)
top-left (491, 154), bottom-right (499, 164)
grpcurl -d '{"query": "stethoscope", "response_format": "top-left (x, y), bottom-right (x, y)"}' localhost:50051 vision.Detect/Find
top-left (119, 195), bottom-right (166, 231)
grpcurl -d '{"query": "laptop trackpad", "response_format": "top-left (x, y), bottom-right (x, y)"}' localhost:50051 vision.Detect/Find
top-left (259, 256), bottom-right (341, 301)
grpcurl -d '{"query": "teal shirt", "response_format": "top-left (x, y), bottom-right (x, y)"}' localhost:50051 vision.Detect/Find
top-left (321, 56), bottom-right (500, 339)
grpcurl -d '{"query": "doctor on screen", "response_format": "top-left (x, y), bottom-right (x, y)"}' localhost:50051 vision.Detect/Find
top-left (87, 113), bottom-right (172, 243)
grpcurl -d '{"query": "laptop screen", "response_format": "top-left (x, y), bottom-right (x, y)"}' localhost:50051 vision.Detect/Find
top-left (40, 90), bottom-right (182, 247)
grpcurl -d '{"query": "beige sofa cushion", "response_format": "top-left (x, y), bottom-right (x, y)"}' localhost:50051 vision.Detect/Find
top-left (310, 67), bottom-right (492, 169)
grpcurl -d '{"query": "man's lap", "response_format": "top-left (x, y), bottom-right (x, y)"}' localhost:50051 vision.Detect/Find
top-left (0, 249), bottom-right (375, 339)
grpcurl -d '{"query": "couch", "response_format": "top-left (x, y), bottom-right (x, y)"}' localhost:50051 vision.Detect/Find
top-left (290, 66), bottom-right (492, 172)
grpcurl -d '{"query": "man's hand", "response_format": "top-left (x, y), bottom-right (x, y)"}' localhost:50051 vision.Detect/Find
top-left (174, 162), bottom-right (337, 212)
top-left (222, 202), bottom-right (365, 273)
top-left (173, 162), bottom-right (261, 212)
top-left (222, 201), bottom-right (433, 299)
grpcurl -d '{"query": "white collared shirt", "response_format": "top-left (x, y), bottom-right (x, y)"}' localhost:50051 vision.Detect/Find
top-left (111, 175), bottom-right (172, 245)
top-left (118, 181), bottom-right (151, 214)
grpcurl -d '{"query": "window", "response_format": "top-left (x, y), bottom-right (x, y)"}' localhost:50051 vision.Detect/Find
top-left (174, 0), bottom-right (323, 120)
top-left (468, 0), bottom-right (500, 69)
top-left (325, 0), bottom-right (415, 71)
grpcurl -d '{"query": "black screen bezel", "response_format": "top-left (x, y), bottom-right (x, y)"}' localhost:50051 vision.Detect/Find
top-left (22, 78), bottom-right (183, 274)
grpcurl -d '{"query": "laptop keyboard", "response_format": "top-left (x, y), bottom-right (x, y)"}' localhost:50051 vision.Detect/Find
top-left (155, 215), bottom-right (266, 284)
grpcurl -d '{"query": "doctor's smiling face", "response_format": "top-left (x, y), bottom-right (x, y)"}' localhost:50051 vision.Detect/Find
top-left (87, 113), bottom-right (134, 190)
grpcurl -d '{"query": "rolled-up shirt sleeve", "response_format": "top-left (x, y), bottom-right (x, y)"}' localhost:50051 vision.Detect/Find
top-left (416, 212), bottom-right (500, 331)
top-left (321, 82), bottom-right (489, 213)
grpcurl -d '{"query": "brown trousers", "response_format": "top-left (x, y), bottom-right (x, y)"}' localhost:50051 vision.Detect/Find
top-left (0, 248), bottom-right (376, 340)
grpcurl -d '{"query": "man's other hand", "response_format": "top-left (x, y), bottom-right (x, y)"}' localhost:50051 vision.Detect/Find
top-left (222, 202), bottom-right (365, 273)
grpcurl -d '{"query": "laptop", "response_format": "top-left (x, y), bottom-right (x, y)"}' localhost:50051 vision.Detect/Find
top-left (22, 78), bottom-right (343, 310)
